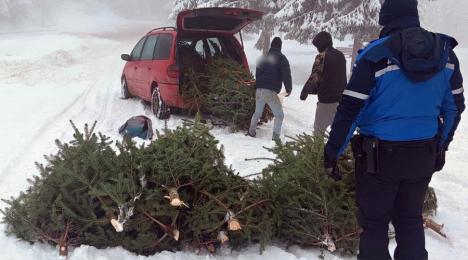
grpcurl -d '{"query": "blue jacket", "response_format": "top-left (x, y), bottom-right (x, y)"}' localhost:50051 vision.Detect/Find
top-left (255, 48), bottom-right (293, 94)
top-left (118, 116), bottom-right (154, 140)
top-left (325, 18), bottom-right (465, 161)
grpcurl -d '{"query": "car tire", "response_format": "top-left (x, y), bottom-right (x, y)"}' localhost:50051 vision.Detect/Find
top-left (121, 77), bottom-right (132, 99)
top-left (151, 87), bottom-right (170, 120)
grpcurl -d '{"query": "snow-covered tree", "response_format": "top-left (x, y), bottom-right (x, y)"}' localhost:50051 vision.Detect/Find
top-left (276, 0), bottom-right (382, 44)
top-left (275, 0), bottom-right (382, 68)
top-left (0, 0), bottom-right (34, 26)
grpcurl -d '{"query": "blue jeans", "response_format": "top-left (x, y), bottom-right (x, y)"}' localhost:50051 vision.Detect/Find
top-left (249, 88), bottom-right (284, 139)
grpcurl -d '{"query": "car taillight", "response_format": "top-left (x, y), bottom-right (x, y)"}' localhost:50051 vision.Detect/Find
top-left (167, 64), bottom-right (179, 78)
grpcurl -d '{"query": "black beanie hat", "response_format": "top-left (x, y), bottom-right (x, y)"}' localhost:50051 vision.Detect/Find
top-left (271, 37), bottom-right (282, 50)
top-left (379, 0), bottom-right (419, 26)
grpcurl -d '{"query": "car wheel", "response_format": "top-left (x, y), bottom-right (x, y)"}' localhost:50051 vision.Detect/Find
top-left (121, 77), bottom-right (132, 99)
top-left (151, 87), bottom-right (170, 120)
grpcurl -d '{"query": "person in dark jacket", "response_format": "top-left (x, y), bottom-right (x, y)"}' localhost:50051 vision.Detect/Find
top-left (248, 37), bottom-right (292, 140)
top-left (324, 0), bottom-right (465, 259)
top-left (300, 31), bottom-right (347, 135)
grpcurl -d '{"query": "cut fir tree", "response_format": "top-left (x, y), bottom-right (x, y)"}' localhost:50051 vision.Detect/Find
top-left (256, 133), bottom-right (441, 255)
top-left (1, 120), bottom-right (274, 256)
top-left (137, 118), bottom-right (274, 252)
top-left (257, 134), bottom-right (360, 255)
top-left (181, 57), bottom-right (273, 131)
top-left (1, 121), bottom-right (442, 257)
top-left (0, 122), bottom-right (123, 255)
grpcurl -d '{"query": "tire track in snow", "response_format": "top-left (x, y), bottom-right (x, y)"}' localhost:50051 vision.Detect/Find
top-left (0, 37), bottom-right (126, 195)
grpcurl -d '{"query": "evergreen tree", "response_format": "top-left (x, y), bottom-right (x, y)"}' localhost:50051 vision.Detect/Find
top-left (1, 122), bottom-right (441, 257)
top-left (277, 0), bottom-right (382, 44)
top-left (1, 120), bottom-right (274, 255)
top-left (257, 134), bottom-right (359, 254)
top-left (256, 133), bottom-right (441, 255)
top-left (1, 122), bottom-right (121, 255)
top-left (181, 57), bottom-right (273, 131)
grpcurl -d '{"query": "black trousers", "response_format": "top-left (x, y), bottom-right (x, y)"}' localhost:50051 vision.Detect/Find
top-left (355, 138), bottom-right (437, 260)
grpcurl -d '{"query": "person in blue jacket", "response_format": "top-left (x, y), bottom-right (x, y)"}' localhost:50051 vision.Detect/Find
top-left (324, 0), bottom-right (465, 259)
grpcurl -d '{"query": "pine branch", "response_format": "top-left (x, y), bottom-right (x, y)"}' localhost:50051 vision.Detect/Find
top-left (235, 200), bottom-right (271, 217)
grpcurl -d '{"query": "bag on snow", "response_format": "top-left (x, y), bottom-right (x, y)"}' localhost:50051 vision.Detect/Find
top-left (118, 116), bottom-right (154, 140)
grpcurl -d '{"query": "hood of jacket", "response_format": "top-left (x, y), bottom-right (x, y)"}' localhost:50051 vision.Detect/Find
top-left (374, 17), bottom-right (457, 82)
top-left (385, 27), bottom-right (457, 82)
top-left (313, 32), bottom-right (333, 53)
top-left (379, 16), bottom-right (420, 38)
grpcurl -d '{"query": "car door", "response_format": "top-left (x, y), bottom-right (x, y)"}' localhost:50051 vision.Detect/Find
top-left (126, 36), bottom-right (146, 95)
top-left (147, 33), bottom-right (175, 101)
top-left (137, 34), bottom-right (159, 100)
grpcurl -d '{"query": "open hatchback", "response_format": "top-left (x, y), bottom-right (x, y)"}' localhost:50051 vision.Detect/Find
top-left (177, 8), bottom-right (263, 35)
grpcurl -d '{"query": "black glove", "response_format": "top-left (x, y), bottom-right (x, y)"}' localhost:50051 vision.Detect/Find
top-left (324, 150), bottom-right (342, 181)
top-left (434, 150), bottom-right (446, 172)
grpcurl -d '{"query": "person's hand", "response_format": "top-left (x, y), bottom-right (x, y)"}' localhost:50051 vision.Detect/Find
top-left (434, 150), bottom-right (446, 172)
top-left (325, 162), bottom-right (341, 181)
top-left (285, 92), bottom-right (291, 97)
top-left (324, 150), bottom-right (341, 181)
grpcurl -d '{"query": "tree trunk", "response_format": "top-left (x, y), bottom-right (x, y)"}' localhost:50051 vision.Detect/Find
top-left (255, 30), bottom-right (272, 56)
top-left (262, 31), bottom-right (271, 56)
top-left (350, 35), bottom-right (364, 75)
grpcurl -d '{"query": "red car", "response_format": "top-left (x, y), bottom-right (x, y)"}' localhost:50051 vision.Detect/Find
top-left (121, 8), bottom-right (263, 119)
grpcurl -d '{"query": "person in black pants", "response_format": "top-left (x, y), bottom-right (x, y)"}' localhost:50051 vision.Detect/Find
top-left (352, 137), bottom-right (438, 259)
top-left (323, 0), bottom-right (465, 259)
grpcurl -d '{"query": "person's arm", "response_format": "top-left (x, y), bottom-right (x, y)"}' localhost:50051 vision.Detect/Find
top-left (324, 58), bottom-right (377, 164)
top-left (281, 56), bottom-right (293, 95)
top-left (439, 50), bottom-right (465, 151)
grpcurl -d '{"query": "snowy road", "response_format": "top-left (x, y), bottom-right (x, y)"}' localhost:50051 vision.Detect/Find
top-left (0, 25), bottom-right (467, 260)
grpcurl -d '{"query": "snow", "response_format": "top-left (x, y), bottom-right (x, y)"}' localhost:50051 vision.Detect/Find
top-left (1, 6), bottom-right (468, 260)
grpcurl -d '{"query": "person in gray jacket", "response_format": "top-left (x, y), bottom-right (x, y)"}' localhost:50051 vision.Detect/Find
top-left (247, 37), bottom-right (292, 140)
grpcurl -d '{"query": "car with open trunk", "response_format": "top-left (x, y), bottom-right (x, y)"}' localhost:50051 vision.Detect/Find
top-left (121, 8), bottom-right (263, 119)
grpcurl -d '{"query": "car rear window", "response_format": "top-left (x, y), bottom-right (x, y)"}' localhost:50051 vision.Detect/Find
top-left (154, 34), bottom-right (173, 60)
top-left (141, 35), bottom-right (158, 60)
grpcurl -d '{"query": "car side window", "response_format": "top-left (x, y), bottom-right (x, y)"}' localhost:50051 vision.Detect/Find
top-left (141, 35), bottom-right (158, 60)
top-left (131, 37), bottom-right (146, 61)
top-left (154, 34), bottom-right (173, 60)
